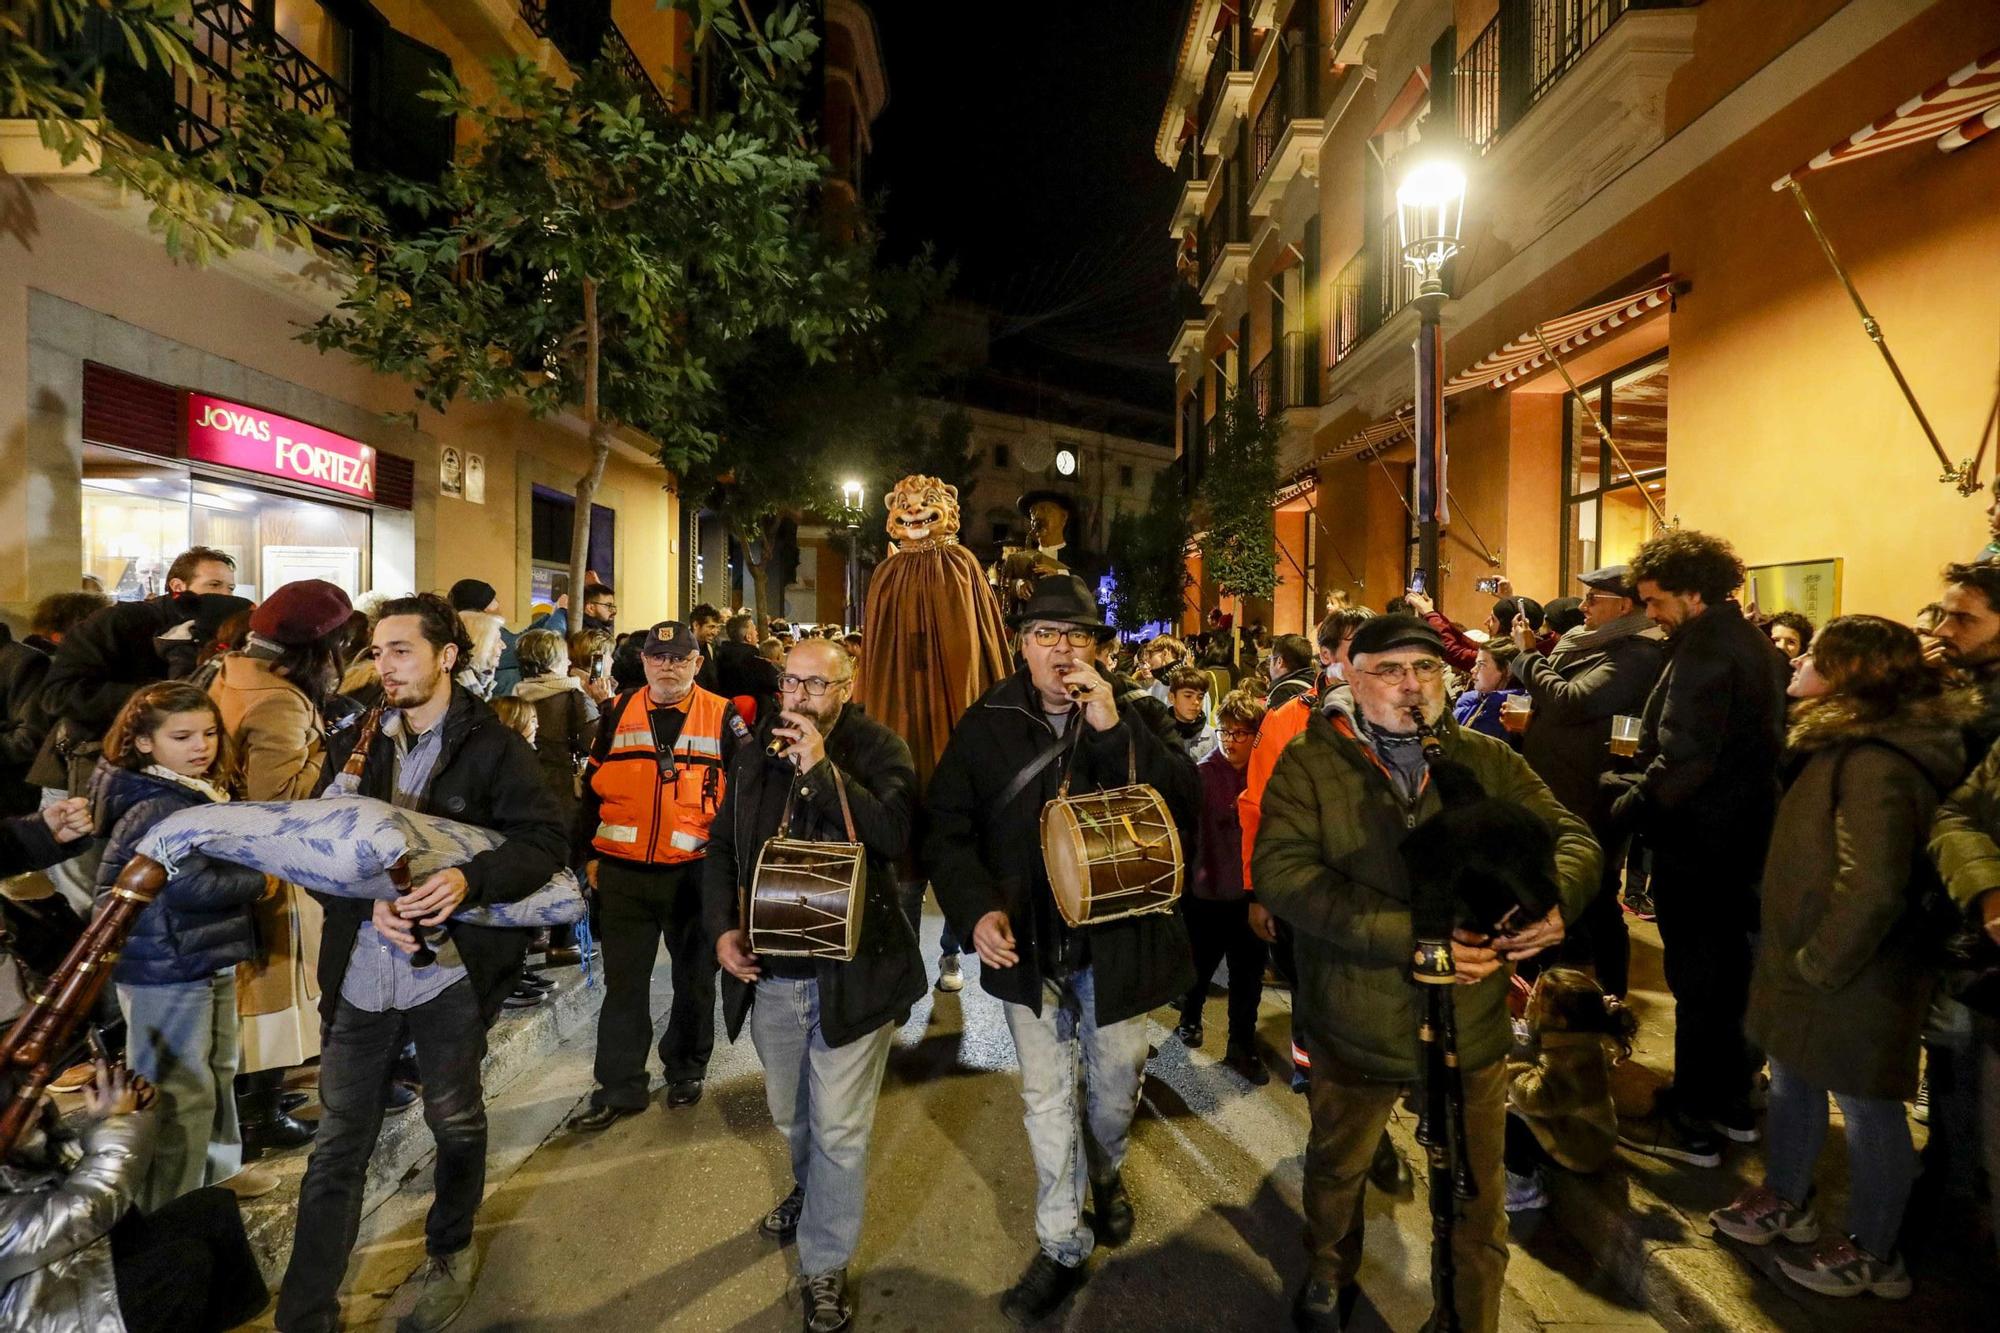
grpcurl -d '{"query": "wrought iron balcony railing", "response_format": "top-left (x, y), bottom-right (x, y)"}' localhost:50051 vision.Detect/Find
top-left (519, 0), bottom-right (669, 117)
top-left (1453, 0), bottom-right (1691, 154)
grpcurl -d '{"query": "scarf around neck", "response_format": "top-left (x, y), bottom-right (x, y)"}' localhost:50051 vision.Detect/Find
top-left (1546, 610), bottom-right (1656, 668)
top-left (143, 764), bottom-right (231, 805)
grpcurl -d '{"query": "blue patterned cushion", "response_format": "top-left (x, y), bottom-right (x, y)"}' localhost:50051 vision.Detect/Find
top-left (133, 796), bottom-right (585, 927)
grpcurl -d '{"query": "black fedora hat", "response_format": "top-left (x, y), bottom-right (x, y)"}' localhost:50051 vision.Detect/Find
top-left (1009, 573), bottom-right (1113, 637)
top-left (1017, 489), bottom-right (1075, 518)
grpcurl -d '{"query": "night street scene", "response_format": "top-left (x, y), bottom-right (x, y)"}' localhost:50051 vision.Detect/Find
top-left (4, 2), bottom-right (2000, 1331)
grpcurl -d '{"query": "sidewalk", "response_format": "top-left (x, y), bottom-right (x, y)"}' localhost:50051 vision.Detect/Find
top-left (1532, 918), bottom-right (1997, 1333)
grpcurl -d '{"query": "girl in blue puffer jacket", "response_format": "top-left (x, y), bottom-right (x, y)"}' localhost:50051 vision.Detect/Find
top-left (92, 681), bottom-right (267, 1212)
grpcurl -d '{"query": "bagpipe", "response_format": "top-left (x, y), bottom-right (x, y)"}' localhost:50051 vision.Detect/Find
top-left (0, 707), bottom-right (583, 1155)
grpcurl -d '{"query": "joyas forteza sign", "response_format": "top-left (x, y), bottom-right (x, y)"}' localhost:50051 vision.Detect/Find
top-left (185, 393), bottom-right (376, 502)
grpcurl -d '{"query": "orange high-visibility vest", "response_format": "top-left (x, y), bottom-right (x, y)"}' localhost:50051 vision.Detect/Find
top-left (589, 686), bottom-right (732, 864)
top-left (1238, 694), bottom-right (1312, 892)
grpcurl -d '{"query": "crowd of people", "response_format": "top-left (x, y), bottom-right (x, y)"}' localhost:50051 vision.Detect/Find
top-left (1, 506), bottom-right (1999, 1332)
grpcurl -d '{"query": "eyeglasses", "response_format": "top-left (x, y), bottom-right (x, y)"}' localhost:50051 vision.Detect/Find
top-left (1581, 591), bottom-right (1624, 604)
top-left (779, 674), bottom-right (852, 696)
top-left (1027, 627), bottom-right (1101, 648)
top-left (1357, 660), bottom-right (1447, 684)
top-left (1219, 728), bottom-right (1256, 742)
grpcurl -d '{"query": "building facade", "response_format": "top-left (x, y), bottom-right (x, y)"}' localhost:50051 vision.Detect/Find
top-left (1160, 0), bottom-right (2000, 632)
top-left (0, 0), bottom-right (702, 628)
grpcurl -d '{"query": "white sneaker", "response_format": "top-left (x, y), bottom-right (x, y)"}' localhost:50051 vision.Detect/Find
top-left (935, 953), bottom-right (964, 993)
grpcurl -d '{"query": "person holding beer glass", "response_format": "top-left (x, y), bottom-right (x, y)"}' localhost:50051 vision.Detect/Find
top-left (1506, 566), bottom-right (1668, 1001)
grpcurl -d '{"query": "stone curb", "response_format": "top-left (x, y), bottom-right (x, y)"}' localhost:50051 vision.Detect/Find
top-left (237, 970), bottom-right (605, 1283)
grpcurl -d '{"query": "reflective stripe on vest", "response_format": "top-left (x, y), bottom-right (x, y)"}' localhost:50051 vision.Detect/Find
top-left (589, 687), bottom-right (731, 864)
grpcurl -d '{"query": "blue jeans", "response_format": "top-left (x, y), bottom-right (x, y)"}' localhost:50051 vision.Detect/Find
top-left (117, 972), bottom-right (241, 1212)
top-left (750, 977), bottom-right (895, 1276)
top-left (1001, 967), bottom-right (1151, 1266)
top-left (1764, 1058), bottom-right (1916, 1258)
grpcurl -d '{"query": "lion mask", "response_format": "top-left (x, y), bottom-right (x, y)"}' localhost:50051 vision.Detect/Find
top-left (884, 475), bottom-right (961, 544)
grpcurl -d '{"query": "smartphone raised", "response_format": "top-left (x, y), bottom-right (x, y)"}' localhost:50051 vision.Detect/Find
top-left (1408, 569), bottom-right (1428, 596)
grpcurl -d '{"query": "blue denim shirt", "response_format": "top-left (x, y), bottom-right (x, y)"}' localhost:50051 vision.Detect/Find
top-left (341, 712), bottom-right (470, 1012)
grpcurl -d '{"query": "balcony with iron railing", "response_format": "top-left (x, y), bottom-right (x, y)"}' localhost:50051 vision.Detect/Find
top-left (1250, 37), bottom-right (1323, 217)
top-left (1199, 21), bottom-right (1258, 155)
top-left (1250, 353), bottom-right (1275, 420)
top-left (519, 0), bottom-right (670, 117)
top-left (1169, 138), bottom-right (1208, 235)
top-left (1322, 251), bottom-right (1371, 395)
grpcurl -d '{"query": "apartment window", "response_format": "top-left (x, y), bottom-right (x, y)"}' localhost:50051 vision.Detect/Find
top-left (1119, 464), bottom-right (1135, 490)
top-left (1562, 352), bottom-right (1669, 586)
top-left (993, 443), bottom-right (1011, 469)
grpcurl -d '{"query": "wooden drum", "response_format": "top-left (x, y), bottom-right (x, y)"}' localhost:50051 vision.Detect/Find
top-left (1041, 783), bottom-right (1183, 928)
top-left (749, 838), bottom-right (865, 961)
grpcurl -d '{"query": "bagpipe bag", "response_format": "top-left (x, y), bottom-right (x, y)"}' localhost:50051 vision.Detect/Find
top-left (133, 795), bottom-right (586, 928)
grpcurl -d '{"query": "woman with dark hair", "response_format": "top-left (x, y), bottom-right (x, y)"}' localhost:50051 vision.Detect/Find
top-left (1710, 615), bottom-right (1975, 1299)
top-left (205, 580), bottom-right (355, 1157)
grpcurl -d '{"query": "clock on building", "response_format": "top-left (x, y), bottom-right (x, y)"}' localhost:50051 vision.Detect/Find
top-left (1054, 448), bottom-right (1077, 477)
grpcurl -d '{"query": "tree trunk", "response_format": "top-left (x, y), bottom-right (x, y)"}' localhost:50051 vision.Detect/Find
top-left (568, 279), bottom-right (610, 609)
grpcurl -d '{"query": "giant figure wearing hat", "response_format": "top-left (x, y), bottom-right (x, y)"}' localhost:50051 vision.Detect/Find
top-left (855, 475), bottom-right (1011, 784)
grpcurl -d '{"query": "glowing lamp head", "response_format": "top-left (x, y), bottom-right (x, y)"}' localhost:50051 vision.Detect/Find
top-left (1395, 158), bottom-right (1467, 278)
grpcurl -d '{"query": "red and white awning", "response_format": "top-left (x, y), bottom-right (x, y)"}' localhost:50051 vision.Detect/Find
top-left (1772, 44), bottom-right (2000, 190)
top-left (1444, 277), bottom-right (1678, 394)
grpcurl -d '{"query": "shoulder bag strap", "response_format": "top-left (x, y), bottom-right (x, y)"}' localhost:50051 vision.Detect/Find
top-left (1000, 728), bottom-right (1076, 811)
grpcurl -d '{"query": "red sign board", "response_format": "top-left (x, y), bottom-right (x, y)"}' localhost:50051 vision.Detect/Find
top-left (185, 393), bottom-right (376, 502)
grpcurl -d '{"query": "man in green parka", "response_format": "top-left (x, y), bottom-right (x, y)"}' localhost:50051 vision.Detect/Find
top-left (1253, 614), bottom-right (1600, 1333)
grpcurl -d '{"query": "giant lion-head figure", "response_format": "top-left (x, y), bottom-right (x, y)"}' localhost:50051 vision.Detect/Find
top-left (884, 475), bottom-right (961, 544)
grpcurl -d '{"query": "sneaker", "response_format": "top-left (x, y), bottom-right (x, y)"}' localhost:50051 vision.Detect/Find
top-left (936, 953), bottom-right (965, 993)
top-left (1619, 1108), bottom-right (1723, 1168)
top-left (1174, 1021), bottom-right (1204, 1050)
top-left (1503, 1168), bottom-right (1549, 1213)
top-left (761, 1184), bottom-right (805, 1239)
top-left (1709, 1184), bottom-right (1818, 1246)
top-left (1775, 1235), bottom-right (1912, 1300)
top-left (1622, 883), bottom-right (1656, 921)
top-left (799, 1267), bottom-right (852, 1333)
top-left (999, 1252), bottom-right (1087, 1326)
top-left (398, 1246), bottom-right (481, 1332)
top-left (1709, 1104), bottom-right (1762, 1144)
top-left (1912, 1075), bottom-right (1929, 1125)
top-left (1290, 1277), bottom-right (1343, 1331)
top-left (1091, 1174), bottom-right (1134, 1246)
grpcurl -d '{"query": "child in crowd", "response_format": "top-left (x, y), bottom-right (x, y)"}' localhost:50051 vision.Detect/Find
top-left (1163, 665), bottom-right (1217, 761)
top-left (1454, 640), bottom-right (1527, 742)
top-left (491, 696), bottom-right (539, 747)
top-left (93, 681), bottom-right (270, 1211)
top-left (1503, 968), bottom-right (1638, 1212)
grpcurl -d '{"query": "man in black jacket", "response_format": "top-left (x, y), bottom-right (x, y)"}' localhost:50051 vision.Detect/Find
top-left (1605, 531), bottom-right (1785, 1168)
top-left (276, 595), bottom-right (564, 1333)
top-left (715, 611), bottom-right (783, 724)
top-left (1265, 635), bottom-right (1318, 709)
top-left (1507, 564), bottom-right (1667, 999)
top-left (927, 575), bottom-right (1197, 1326)
top-left (707, 639), bottom-right (922, 1333)
top-left (0, 623), bottom-right (52, 817)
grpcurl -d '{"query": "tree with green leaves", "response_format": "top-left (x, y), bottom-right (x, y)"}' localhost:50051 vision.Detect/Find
top-left (1197, 389), bottom-right (1281, 606)
top-left (1104, 468), bottom-right (1192, 632)
top-left (303, 4), bottom-right (876, 601)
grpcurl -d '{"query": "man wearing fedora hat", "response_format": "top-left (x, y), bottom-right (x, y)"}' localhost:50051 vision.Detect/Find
top-left (926, 574), bottom-right (1198, 1326)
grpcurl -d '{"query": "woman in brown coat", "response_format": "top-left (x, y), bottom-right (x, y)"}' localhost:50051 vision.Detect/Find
top-left (1711, 615), bottom-right (1973, 1300)
top-left (206, 580), bottom-right (352, 1155)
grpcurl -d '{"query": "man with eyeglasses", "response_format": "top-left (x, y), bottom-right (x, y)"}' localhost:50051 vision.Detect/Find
top-left (567, 620), bottom-right (751, 1130)
top-left (926, 574), bottom-right (1197, 1326)
top-left (704, 638), bottom-right (922, 1333)
top-left (1254, 614), bottom-right (1598, 1333)
top-left (1503, 565), bottom-right (1667, 1001)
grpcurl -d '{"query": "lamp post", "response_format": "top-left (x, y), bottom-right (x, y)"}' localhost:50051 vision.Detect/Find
top-left (840, 478), bottom-right (864, 632)
top-left (1395, 151), bottom-right (1467, 605)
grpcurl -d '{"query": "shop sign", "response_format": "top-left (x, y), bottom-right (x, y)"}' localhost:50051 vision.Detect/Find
top-left (186, 393), bottom-right (375, 502)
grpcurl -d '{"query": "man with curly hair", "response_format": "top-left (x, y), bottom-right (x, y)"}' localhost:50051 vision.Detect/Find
top-left (1606, 529), bottom-right (1787, 1169)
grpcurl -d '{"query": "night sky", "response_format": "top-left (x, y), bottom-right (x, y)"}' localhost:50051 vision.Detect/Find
top-left (864, 0), bottom-right (1187, 409)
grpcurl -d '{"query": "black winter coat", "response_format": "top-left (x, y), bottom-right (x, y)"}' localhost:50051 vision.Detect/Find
top-left (36, 596), bottom-right (192, 738)
top-left (1510, 618), bottom-right (1667, 823)
top-left (1622, 601), bottom-right (1787, 854)
top-left (702, 704), bottom-right (926, 1048)
top-left (714, 640), bottom-right (782, 724)
top-left (88, 763), bottom-right (265, 986)
top-left (0, 628), bottom-right (51, 817)
top-left (926, 671), bottom-right (1198, 1024)
top-left (0, 811), bottom-right (84, 880)
top-left (314, 686), bottom-right (567, 1026)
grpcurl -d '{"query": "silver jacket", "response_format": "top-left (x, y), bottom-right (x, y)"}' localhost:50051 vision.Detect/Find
top-left (0, 1109), bottom-right (157, 1333)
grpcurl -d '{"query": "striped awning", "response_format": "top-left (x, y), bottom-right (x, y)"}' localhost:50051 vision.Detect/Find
top-left (1772, 44), bottom-right (2000, 190)
top-left (1444, 277), bottom-right (1679, 394)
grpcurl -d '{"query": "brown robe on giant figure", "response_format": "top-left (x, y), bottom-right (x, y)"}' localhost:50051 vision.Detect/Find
top-left (855, 476), bottom-right (1010, 785)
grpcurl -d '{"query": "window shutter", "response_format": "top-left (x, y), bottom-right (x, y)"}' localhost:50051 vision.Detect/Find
top-left (81, 362), bottom-right (181, 459)
top-left (374, 452), bottom-right (415, 510)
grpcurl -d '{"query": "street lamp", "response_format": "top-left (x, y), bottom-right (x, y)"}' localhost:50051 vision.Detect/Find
top-left (1396, 147), bottom-right (1467, 604)
top-left (840, 478), bottom-right (864, 632)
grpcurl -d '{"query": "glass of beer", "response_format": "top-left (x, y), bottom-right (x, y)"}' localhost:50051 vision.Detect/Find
top-left (1609, 714), bottom-right (1642, 757)
top-left (1500, 695), bottom-right (1532, 733)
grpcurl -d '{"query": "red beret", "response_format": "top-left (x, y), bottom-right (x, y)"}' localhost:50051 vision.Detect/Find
top-left (250, 579), bottom-right (353, 645)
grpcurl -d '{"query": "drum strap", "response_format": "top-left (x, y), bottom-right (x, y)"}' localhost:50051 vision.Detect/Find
top-left (775, 764), bottom-right (857, 843)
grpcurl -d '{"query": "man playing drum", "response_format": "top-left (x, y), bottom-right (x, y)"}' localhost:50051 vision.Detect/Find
top-left (706, 640), bottom-right (924, 1333)
top-left (927, 574), bottom-right (1199, 1326)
